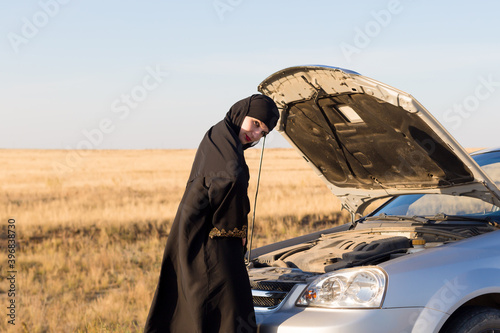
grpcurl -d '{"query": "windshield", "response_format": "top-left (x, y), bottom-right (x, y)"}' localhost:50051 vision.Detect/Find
top-left (369, 151), bottom-right (500, 221)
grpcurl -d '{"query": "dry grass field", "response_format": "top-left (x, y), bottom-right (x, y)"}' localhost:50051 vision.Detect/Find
top-left (0, 148), bottom-right (347, 332)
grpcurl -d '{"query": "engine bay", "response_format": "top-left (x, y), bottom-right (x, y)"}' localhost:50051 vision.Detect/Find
top-left (250, 222), bottom-right (497, 277)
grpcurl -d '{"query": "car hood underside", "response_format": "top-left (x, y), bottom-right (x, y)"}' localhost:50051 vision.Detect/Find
top-left (258, 66), bottom-right (500, 213)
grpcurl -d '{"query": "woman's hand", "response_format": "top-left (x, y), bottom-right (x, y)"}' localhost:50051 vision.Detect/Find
top-left (242, 238), bottom-right (247, 247)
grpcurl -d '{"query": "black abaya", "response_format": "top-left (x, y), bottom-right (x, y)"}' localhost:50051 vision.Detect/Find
top-left (145, 95), bottom-right (277, 333)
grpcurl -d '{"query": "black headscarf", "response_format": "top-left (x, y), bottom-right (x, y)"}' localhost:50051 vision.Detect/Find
top-left (224, 94), bottom-right (279, 149)
top-left (247, 95), bottom-right (279, 131)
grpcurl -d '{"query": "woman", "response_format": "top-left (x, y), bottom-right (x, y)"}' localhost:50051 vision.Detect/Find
top-left (145, 94), bottom-right (279, 333)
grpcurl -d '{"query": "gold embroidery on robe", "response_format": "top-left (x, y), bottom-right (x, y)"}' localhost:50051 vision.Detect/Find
top-left (209, 225), bottom-right (247, 238)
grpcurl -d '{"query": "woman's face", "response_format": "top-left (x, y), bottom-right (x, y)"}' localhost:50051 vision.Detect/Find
top-left (239, 116), bottom-right (270, 145)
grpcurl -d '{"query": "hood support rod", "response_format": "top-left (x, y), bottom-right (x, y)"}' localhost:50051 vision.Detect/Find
top-left (246, 136), bottom-right (266, 266)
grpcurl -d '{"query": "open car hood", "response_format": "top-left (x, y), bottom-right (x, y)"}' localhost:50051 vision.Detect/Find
top-left (258, 65), bottom-right (500, 214)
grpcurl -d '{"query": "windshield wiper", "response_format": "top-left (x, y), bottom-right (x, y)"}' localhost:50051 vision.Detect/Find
top-left (428, 213), bottom-right (494, 224)
top-left (364, 213), bottom-right (429, 224)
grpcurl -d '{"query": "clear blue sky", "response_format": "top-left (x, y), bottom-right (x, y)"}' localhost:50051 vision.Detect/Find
top-left (1, 0), bottom-right (500, 149)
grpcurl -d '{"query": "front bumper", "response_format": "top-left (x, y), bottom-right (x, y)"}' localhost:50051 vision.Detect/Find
top-left (258, 307), bottom-right (434, 333)
top-left (256, 286), bottom-right (447, 333)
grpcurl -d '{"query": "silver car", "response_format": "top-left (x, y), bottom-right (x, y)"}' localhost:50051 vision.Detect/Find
top-left (248, 65), bottom-right (500, 333)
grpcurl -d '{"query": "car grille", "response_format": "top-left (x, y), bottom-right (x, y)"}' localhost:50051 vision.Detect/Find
top-left (250, 280), bottom-right (298, 309)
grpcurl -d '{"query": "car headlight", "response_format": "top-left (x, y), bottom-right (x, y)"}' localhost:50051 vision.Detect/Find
top-left (296, 266), bottom-right (387, 308)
